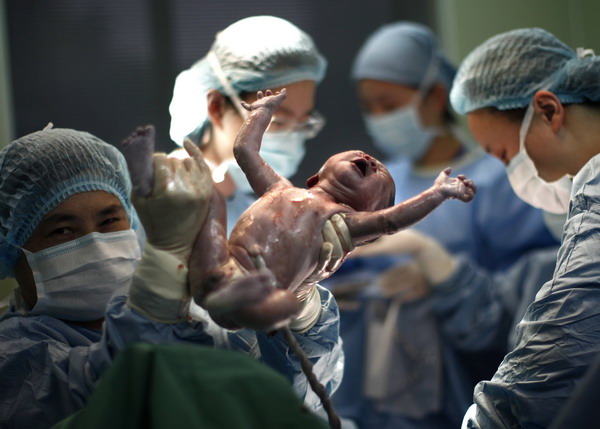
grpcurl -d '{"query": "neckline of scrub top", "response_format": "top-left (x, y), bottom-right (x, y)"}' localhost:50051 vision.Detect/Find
top-left (411, 125), bottom-right (485, 178)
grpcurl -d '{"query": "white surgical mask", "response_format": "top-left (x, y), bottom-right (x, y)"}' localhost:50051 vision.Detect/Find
top-left (224, 130), bottom-right (308, 194)
top-left (506, 103), bottom-right (572, 215)
top-left (364, 103), bottom-right (439, 161)
top-left (23, 229), bottom-right (141, 321)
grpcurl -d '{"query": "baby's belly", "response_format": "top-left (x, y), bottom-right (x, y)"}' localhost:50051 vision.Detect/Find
top-left (229, 190), bottom-right (340, 290)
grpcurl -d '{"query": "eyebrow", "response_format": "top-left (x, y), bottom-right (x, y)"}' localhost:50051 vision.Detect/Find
top-left (98, 204), bottom-right (126, 217)
top-left (40, 213), bottom-right (78, 225)
top-left (275, 105), bottom-right (315, 118)
top-left (41, 204), bottom-right (125, 225)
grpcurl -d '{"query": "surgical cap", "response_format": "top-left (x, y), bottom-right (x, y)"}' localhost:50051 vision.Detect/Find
top-left (451, 27), bottom-right (600, 115)
top-left (351, 21), bottom-right (456, 95)
top-left (0, 128), bottom-right (136, 278)
top-left (169, 15), bottom-right (327, 146)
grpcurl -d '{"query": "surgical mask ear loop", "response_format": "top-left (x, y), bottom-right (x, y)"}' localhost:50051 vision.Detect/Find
top-left (207, 51), bottom-right (253, 184)
top-left (414, 49), bottom-right (440, 104)
top-left (207, 51), bottom-right (249, 120)
top-left (408, 51), bottom-right (444, 139)
top-left (519, 103), bottom-right (536, 152)
top-left (576, 47), bottom-right (596, 58)
top-left (518, 49), bottom-right (595, 168)
top-left (519, 65), bottom-right (569, 157)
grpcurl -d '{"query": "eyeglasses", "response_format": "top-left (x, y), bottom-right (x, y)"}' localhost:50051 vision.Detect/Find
top-left (266, 111), bottom-right (326, 139)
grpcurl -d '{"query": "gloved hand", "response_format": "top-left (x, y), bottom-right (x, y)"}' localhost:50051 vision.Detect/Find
top-left (351, 229), bottom-right (457, 286)
top-left (298, 213), bottom-right (355, 292)
top-left (289, 213), bottom-right (355, 332)
top-left (377, 261), bottom-right (429, 301)
top-left (132, 140), bottom-right (213, 264)
top-left (128, 243), bottom-right (190, 323)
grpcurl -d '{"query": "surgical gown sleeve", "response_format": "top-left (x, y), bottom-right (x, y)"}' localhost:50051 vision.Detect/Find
top-left (254, 285), bottom-right (344, 411)
top-left (0, 315), bottom-right (104, 429)
top-left (430, 246), bottom-right (558, 352)
top-left (464, 156), bottom-right (600, 428)
top-left (469, 160), bottom-right (558, 271)
top-left (0, 295), bottom-right (218, 429)
top-left (0, 288), bottom-right (342, 428)
top-left (111, 287), bottom-right (343, 411)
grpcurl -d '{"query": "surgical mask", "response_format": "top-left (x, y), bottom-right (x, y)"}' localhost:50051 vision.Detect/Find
top-left (23, 229), bottom-right (141, 321)
top-left (364, 104), bottom-right (438, 161)
top-left (364, 47), bottom-right (442, 162)
top-left (224, 130), bottom-right (308, 194)
top-left (207, 51), bottom-right (313, 193)
top-left (506, 103), bottom-right (572, 215)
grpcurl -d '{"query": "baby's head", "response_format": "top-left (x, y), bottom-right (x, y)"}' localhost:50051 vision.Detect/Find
top-left (307, 150), bottom-right (395, 211)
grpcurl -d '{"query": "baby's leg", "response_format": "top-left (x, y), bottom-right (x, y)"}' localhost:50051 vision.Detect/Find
top-left (188, 188), bottom-right (231, 305)
top-left (202, 242), bottom-right (300, 331)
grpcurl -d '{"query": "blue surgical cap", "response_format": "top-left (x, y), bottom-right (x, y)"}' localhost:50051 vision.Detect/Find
top-left (169, 15), bottom-right (327, 146)
top-left (0, 127), bottom-right (138, 278)
top-left (351, 21), bottom-right (456, 96)
top-left (451, 28), bottom-right (600, 115)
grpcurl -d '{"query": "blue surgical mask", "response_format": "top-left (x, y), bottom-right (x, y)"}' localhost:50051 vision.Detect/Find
top-left (364, 104), bottom-right (438, 162)
top-left (22, 229), bottom-right (141, 321)
top-left (225, 130), bottom-right (308, 194)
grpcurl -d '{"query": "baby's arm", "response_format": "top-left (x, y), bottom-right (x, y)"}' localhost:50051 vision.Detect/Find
top-left (234, 89), bottom-right (292, 196)
top-left (345, 168), bottom-right (476, 244)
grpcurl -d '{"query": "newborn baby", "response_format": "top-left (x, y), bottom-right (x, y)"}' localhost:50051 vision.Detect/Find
top-left (190, 89), bottom-right (476, 331)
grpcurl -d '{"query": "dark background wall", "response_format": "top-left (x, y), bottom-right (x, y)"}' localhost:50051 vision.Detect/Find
top-left (5, 0), bottom-right (432, 186)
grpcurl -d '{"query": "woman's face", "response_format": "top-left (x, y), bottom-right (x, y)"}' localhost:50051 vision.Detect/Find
top-left (357, 79), bottom-right (443, 127)
top-left (467, 105), bottom-right (568, 182)
top-left (212, 80), bottom-right (317, 163)
top-left (466, 109), bottom-right (521, 166)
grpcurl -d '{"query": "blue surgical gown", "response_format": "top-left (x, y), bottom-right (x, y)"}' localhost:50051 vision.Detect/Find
top-left (225, 190), bottom-right (257, 235)
top-left (0, 286), bottom-right (342, 429)
top-left (430, 246), bottom-right (558, 352)
top-left (387, 148), bottom-right (557, 271)
top-left (465, 153), bottom-right (600, 428)
top-left (329, 143), bottom-right (558, 429)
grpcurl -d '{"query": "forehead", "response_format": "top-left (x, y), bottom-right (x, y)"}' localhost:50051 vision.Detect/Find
top-left (323, 151), bottom-right (360, 169)
top-left (358, 79), bottom-right (417, 103)
top-left (43, 191), bottom-right (125, 220)
top-left (244, 80), bottom-right (316, 118)
top-left (467, 109), bottom-right (520, 151)
top-left (329, 150), bottom-right (366, 162)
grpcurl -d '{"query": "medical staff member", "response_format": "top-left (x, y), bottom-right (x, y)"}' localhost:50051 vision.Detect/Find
top-left (0, 126), bottom-right (344, 428)
top-left (329, 22), bottom-right (559, 429)
top-left (450, 27), bottom-right (600, 428)
top-left (169, 16), bottom-right (328, 233)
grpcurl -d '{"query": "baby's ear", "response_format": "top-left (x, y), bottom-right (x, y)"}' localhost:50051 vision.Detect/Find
top-left (306, 174), bottom-right (319, 188)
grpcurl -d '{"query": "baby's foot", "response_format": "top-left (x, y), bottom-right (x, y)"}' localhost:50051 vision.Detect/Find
top-left (121, 125), bottom-right (155, 198)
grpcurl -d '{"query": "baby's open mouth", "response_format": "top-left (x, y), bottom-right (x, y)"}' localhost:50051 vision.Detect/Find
top-left (352, 158), bottom-right (369, 177)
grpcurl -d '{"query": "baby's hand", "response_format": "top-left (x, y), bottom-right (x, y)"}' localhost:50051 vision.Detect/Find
top-left (434, 167), bottom-right (477, 202)
top-left (240, 88), bottom-right (287, 114)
